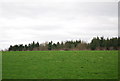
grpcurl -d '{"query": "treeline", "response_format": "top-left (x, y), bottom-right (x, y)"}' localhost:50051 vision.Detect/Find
top-left (8, 37), bottom-right (120, 51)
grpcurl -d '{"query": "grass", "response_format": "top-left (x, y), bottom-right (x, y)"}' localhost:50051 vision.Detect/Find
top-left (0, 52), bottom-right (2, 80)
top-left (2, 51), bottom-right (118, 79)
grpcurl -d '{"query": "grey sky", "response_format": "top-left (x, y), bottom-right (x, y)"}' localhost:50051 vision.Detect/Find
top-left (0, 0), bottom-right (118, 50)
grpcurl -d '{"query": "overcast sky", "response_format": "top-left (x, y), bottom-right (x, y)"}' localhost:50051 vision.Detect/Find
top-left (0, 0), bottom-right (118, 50)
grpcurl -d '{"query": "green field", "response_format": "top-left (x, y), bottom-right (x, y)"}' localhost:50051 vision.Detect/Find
top-left (2, 51), bottom-right (118, 79)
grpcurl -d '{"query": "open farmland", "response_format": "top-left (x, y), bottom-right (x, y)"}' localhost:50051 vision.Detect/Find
top-left (2, 51), bottom-right (118, 79)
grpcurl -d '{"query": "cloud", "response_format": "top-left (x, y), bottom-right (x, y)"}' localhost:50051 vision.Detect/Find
top-left (0, 1), bottom-right (118, 50)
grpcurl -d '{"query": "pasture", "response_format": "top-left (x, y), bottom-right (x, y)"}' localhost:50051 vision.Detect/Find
top-left (2, 51), bottom-right (118, 79)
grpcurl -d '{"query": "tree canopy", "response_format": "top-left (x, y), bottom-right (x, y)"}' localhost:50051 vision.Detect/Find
top-left (8, 37), bottom-right (120, 51)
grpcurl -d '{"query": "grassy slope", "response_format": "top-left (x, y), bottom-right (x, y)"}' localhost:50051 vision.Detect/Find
top-left (2, 51), bottom-right (118, 79)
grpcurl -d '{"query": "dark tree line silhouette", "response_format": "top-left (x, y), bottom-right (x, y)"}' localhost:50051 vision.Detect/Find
top-left (8, 37), bottom-right (120, 51)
